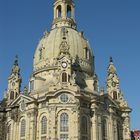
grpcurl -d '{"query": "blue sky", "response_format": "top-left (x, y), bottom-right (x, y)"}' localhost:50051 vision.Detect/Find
top-left (0, 0), bottom-right (140, 130)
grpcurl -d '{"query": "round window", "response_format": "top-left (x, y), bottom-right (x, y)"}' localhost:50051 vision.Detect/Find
top-left (60, 94), bottom-right (68, 103)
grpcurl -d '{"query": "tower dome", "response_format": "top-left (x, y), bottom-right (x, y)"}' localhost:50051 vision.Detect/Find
top-left (33, 28), bottom-right (94, 74)
top-left (33, 0), bottom-right (94, 74)
top-left (31, 0), bottom-right (95, 92)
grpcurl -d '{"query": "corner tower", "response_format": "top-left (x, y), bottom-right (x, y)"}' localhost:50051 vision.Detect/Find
top-left (106, 57), bottom-right (130, 107)
top-left (106, 57), bottom-right (120, 100)
top-left (7, 56), bottom-right (22, 103)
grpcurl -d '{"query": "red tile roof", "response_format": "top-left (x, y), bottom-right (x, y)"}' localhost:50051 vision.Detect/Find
top-left (133, 130), bottom-right (140, 135)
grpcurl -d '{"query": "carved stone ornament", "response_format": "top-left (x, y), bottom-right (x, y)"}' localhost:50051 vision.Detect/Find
top-left (11, 108), bottom-right (19, 122)
top-left (20, 100), bottom-right (26, 112)
top-left (59, 40), bottom-right (70, 54)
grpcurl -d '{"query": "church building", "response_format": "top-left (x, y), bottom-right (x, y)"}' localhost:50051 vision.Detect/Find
top-left (0, 0), bottom-right (132, 140)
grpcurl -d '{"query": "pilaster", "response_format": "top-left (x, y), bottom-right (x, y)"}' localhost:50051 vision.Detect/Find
top-left (108, 112), bottom-right (114, 140)
top-left (122, 114), bottom-right (131, 140)
top-left (27, 109), bottom-right (37, 140)
top-left (98, 115), bottom-right (102, 140)
top-left (113, 119), bottom-right (118, 140)
top-left (13, 121), bottom-right (18, 140)
top-left (91, 97), bottom-right (99, 140)
top-left (48, 106), bottom-right (57, 140)
top-left (72, 107), bottom-right (80, 140)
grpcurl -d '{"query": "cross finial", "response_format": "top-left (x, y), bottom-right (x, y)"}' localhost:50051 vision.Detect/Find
top-left (14, 55), bottom-right (19, 66)
top-left (110, 56), bottom-right (113, 63)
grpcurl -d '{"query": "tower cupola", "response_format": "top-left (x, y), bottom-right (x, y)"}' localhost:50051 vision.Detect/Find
top-left (52, 0), bottom-right (76, 29)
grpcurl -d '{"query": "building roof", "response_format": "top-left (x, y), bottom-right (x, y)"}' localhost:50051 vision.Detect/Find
top-left (133, 130), bottom-right (140, 135)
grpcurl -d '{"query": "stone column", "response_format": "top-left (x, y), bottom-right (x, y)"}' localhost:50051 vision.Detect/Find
top-left (10, 121), bottom-right (13, 140)
top-left (71, 106), bottom-right (80, 140)
top-left (27, 109), bottom-right (37, 140)
top-left (113, 120), bottom-right (118, 140)
top-left (48, 106), bottom-right (57, 140)
top-left (71, 7), bottom-right (75, 19)
top-left (54, 7), bottom-right (57, 19)
top-left (108, 114), bottom-right (114, 140)
top-left (13, 121), bottom-right (18, 140)
top-left (91, 110), bottom-right (98, 140)
top-left (62, 2), bottom-right (66, 19)
top-left (0, 113), bottom-right (6, 140)
top-left (91, 97), bottom-right (99, 140)
top-left (122, 115), bottom-right (131, 140)
top-left (98, 115), bottom-right (102, 140)
top-left (16, 122), bottom-right (20, 140)
top-left (106, 119), bottom-right (109, 140)
top-left (109, 118), bottom-right (113, 140)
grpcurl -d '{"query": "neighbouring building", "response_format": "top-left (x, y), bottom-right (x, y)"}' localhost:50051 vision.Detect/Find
top-left (0, 0), bottom-right (132, 140)
top-left (131, 130), bottom-right (140, 140)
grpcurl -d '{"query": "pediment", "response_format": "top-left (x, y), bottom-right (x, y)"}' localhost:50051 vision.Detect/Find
top-left (61, 56), bottom-right (70, 61)
top-left (58, 55), bottom-right (71, 61)
top-left (9, 94), bottom-right (36, 107)
top-left (102, 94), bottom-right (120, 109)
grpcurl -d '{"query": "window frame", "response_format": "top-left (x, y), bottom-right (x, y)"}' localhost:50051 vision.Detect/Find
top-left (30, 80), bottom-right (34, 91)
top-left (62, 72), bottom-right (68, 83)
top-left (81, 116), bottom-right (88, 140)
top-left (56, 5), bottom-right (62, 18)
top-left (113, 91), bottom-right (118, 100)
top-left (40, 116), bottom-right (47, 140)
top-left (20, 119), bottom-right (26, 140)
top-left (10, 91), bottom-right (14, 100)
top-left (41, 116), bottom-right (47, 135)
top-left (60, 112), bottom-right (69, 140)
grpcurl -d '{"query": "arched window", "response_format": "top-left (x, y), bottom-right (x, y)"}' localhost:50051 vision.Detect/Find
top-left (85, 48), bottom-right (89, 59)
top-left (60, 113), bottom-right (68, 132)
top-left (41, 116), bottom-right (47, 135)
top-left (94, 80), bottom-right (98, 91)
top-left (67, 5), bottom-right (71, 18)
top-left (113, 91), bottom-right (118, 100)
top-left (7, 124), bottom-right (11, 140)
top-left (60, 113), bottom-right (69, 140)
top-left (81, 116), bottom-right (88, 134)
top-left (57, 5), bottom-right (62, 18)
top-left (102, 120), bottom-right (107, 140)
top-left (10, 91), bottom-right (14, 100)
top-left (62, 72), bottom-right (67, 83)
top-left (20, 119), bottom-right (26, 138)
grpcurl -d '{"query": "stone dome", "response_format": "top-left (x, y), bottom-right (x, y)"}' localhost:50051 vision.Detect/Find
top-left (33, 27), bottom-right (94, 75)
top-left (33, 0), bottom-right (95, 76)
